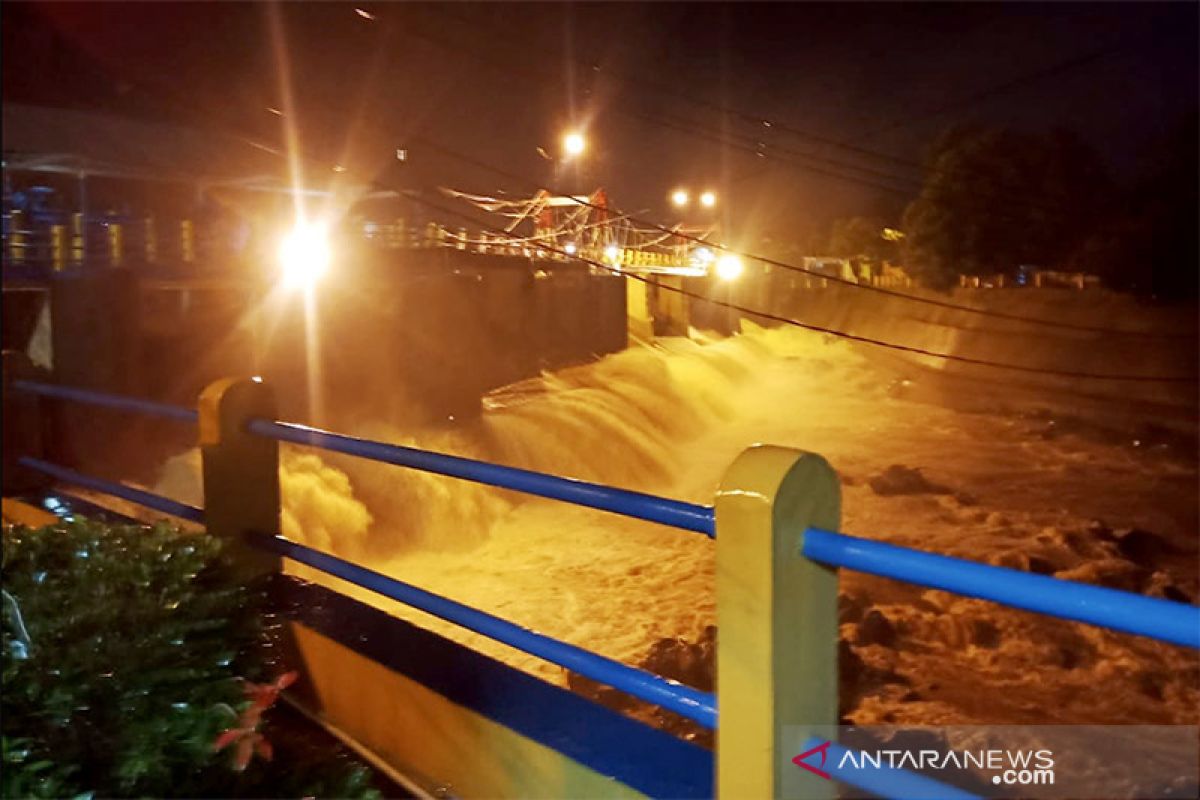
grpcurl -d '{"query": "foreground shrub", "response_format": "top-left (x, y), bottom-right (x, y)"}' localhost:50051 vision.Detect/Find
top-left (2, 519), bottom-right (378, 799)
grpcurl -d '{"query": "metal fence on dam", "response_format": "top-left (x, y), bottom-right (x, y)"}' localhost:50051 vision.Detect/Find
top-left (2, 249), bottom-right (628, 437)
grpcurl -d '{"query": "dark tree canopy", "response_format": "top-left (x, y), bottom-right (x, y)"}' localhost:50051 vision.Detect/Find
top-left (1071, 111), bottom-right (1199, 298)
top-left (827, 216), bottom-right (896, 262)
top-left (900, 126), bottom-right (1111, 288)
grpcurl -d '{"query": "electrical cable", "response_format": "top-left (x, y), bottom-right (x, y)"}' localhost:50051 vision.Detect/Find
top-left (415, 137), bottom-right (1193, 340)
top-left (388, 185), bottom-right (1197, 383)
top-left (413, 4), bottom-right (1137, 211)
top-left (22, 5), bottom-right (1191, 370)
top-left (40, 3), bottom-right (1142, 327)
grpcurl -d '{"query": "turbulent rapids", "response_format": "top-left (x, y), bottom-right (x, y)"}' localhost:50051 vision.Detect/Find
top-left (151, 315), bottom-right (1199, 735)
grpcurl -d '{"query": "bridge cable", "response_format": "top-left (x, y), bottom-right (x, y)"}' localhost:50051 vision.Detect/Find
top-left (413, 137), bottom-right (1192, 340)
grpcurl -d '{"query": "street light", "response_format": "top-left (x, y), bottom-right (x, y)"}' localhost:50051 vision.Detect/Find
top-left (562, 131), bottom-right (586, 158)
top-left (671, 189), bottom-right (689, 207)
top-left (715, 253), bottom-right (743, 281)
top-left (278, 221), bottom-right (331, 290)
top-left (699, 190), bottom-right (716, 208)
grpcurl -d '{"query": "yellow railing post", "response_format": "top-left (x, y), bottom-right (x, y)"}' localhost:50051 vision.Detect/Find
top-left (198, 377), bottom-right (281, 576)
top-left (181, 219), bottom-right (195, 263)
top-left (108, 221), bottom-right (123, 267)
top-left (49, 224), bottom-right (66, 271)
top-left (8, 210), bottom-right (25, 265)
top-left (71, 213), bottom-right (84, 266)
top-left (715, 445), bottom-right (841, 799)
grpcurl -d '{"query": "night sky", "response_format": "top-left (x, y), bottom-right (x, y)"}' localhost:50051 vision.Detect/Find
top-left (3, 1), bottom-right (1197, 243)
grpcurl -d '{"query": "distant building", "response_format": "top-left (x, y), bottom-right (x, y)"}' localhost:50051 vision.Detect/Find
top-left (2, 102), bottom-right (381, 275)
top-left (958, 268), bottom-right (1101, 289)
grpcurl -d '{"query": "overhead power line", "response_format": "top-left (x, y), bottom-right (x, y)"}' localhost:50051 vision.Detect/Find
top-left (414, 136), bottom-right (1191, 340)
top-left (371, 6), bottom-right (1147, 270)
top-left (853, 44), bottom-right (1123, 143)
top-left (392, 186), bottom-right (1197, 384)
top-left (415, 4), bottom-right (1135, 204)
top-left (43, 4), bottom-right (1191, 369)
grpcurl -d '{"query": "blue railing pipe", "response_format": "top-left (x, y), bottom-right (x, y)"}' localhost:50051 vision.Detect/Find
top-left (803, 528), bottom-right (1200, 649)
top-left (12, 380), bottom-right (199, 424)
top-left (18, 457), bottom-right (205, 524)
top-left (246, 419), bottom-right (716, 536)
top-left (250, 531), bottom-right (718, 729)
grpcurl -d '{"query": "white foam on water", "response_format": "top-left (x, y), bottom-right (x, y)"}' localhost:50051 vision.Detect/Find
top-left (151, 320), bottom-right (1198, 725)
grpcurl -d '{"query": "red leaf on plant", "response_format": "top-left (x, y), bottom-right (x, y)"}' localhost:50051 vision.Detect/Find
top-left (234, 736), bottom-right (255, 772)
top-left (213, 727), bottom-right (245, 752)
top-left (243, 671), bottom-right (298, 712)
top-left (255, 736), bottom-right (274, 762)
top-left (240, 704), bottom-right (266, 728)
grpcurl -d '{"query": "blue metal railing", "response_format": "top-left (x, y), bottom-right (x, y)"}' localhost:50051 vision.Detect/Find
top-left (17, 457), bottom-right (205, 524)
top-left (8, 382), bottom-right (715, 726)
top-left (12, 383), bottom-right (1199, 650)
top-left (247, 417), bottom-right (1199, 650)
top-left (9, 383), bottom-right (1200, 743)
top-left (12, 380), bottom-right (199, 424)
top-left (803, 529), bottom-right (1200, 649)
top-left (253, 531), bottom-right (716, 728)
top-left (246, 418), bottom-right (716, 536)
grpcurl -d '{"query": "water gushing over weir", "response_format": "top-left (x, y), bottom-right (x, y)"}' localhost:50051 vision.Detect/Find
top-left (150, 315), bottom-right (1198, 732)
top-left (243, 330), bottom-right (765, 558)
top-left (154, 326), bottom-right (809, 673)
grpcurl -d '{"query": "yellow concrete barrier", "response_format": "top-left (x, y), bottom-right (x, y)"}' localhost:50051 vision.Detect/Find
top-left (71, 213), bottom-right (84, 265)
top-left (290, 624), bottom-right (644, 799)
top-left (181, 219), bottom-right (195, 263)
top-left (715, 445), bottom-right (840, 799)
top-left (108, 222), bottom-right (123, 266)
top-left (198, 377), bottom-right (281, 577)
top-left (49, 224), bottom-right (66, 271)
top-left (8, 210), bottom-right (25, 265)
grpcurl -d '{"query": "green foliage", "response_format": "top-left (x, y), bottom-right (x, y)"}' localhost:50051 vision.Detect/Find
top-left (2, 736), bottom-right (87, 799)
top-left (826, 216), bottom-right (896, 262)
top-left (2, 519), bottom-right (379, 799)
top-left (900, 125), bottom-right (1111, 288)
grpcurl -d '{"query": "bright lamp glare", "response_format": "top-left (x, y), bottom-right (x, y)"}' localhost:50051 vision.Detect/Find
top-left (716, 253), bottom-right (743, 281)
top-left (563, 132), bottom-right (586, 157)
top-left (671, 189), bottom-right (689, 207)
top-left (604, 245), bottom-right (620, 262)
top-left (564, 242), bottom-right (578, 255)
top-left (700, 191), bottom-right (716, 208)
top-left (279, 223), bottom-right (331, 289)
